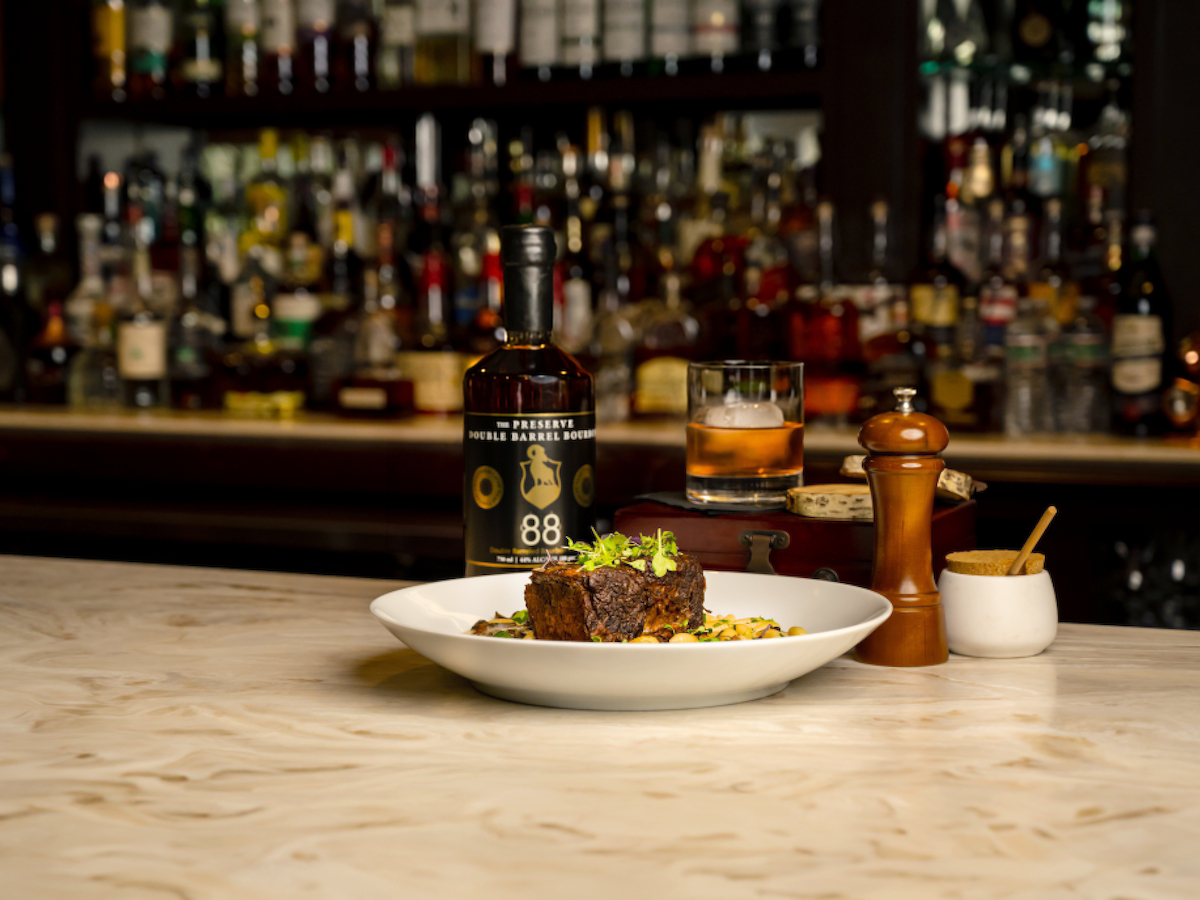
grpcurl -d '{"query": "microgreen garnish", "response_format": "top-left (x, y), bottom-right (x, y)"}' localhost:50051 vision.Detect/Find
top-left (590, 635), bottom-right (601, 642)
top-left (639, 529), bottom-right (680, 578)
top-left (565, 528), bottom-right (681, 576)
top-left (495, 630), bottom-right (513, 639)
top-left (512, 610), bottom-right (529, 625)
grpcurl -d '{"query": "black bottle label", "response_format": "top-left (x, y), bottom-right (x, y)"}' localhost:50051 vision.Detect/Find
top-left (464, 411), bottom-right (597, 575)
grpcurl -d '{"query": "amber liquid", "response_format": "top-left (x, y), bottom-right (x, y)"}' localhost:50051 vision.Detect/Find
top-left (685, 422), bottom-right (805, 506)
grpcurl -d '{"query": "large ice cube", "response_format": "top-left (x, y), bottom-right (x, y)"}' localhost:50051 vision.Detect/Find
top-left (704, 401), bottom-right (785, 429)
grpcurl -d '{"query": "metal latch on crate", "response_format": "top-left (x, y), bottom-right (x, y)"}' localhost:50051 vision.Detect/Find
top-left (738, 529), bottom-right (840, 582)
top-left (739, 530), bottom-right (790, 575)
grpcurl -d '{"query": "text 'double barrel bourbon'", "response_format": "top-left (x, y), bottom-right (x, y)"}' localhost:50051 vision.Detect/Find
top-left (462, 225), bottom-right (596, 577)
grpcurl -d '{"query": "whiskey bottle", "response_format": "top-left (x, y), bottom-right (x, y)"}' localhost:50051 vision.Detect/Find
top-left (463, 225), bottom-right (596, 578)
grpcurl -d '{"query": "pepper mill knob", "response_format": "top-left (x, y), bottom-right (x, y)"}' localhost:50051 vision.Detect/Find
top-left (855, 387), bottom-right (950, 667)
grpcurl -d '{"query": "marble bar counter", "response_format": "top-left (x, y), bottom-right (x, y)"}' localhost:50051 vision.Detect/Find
top-left (2, 555), bottom-right (1198, 899)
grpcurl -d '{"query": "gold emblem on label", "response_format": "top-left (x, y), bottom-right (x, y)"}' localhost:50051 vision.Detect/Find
top-left (573, 464), bottom-right (595, 508)
top-left (519, 445), bottom-right (562, 510)
top-left (472, 466), bottom-right (504, 510)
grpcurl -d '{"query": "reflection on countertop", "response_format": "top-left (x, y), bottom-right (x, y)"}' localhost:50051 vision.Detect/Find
top-left (2, 555), bottom-right (1198, 898)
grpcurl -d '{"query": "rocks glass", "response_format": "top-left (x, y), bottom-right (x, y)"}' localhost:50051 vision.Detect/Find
top-left (685, 361), bottom-right (804, 507)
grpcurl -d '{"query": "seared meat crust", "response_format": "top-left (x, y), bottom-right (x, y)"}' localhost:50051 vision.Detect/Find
top-left (525, 553), bottom-right (705, 642)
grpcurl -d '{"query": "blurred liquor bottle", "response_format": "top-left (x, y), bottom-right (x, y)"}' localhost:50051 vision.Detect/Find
top-left (225, 0), bottom-right (261, 97)
top-left (909, 195), bottom-right (964, 359)
top-left (261, 0), bottom-right (298, 95)
top-left (475, 0), bottom-right (517, 86)
top-left (376, 0), bottom-right (416, 88)
top-left (978, 199), bottom-right (1014, 355)
top-left (128, 0), bottom-right (174, 100)
top-left (335, 0), bottom-right (377, 92)
top-left (1056, 293), bottom-right (1109, 434)
top-left (170, 246), bottom-right (225, 410)
top-left (784, 0), bottom-right (821, 69)
top-left (414, 0), bottom-right (476, 85)
top-left (297, 0), bottom-right (336, 93)
top-left (650, 0), bottom-right (690, 76)
top-left (793, 200), bottom-right (860, 425)
top-left (177, 0), bottom-right (225, 100)
top-left (400, 115), bottom-right (464, 413)
top-left (519, 0), bottom-right (559, 81)
top-left (334, 269), bottom-right (414, 417)
top-left (603, 0), bottom-right (647, 77)
top-left (68, 297), bottom-right (123, 410)
top-left (744, 0), bottom-right (782, 72)
top-left (241, 129), bottom-right (290, 256)
top-left (219, 252), bottom-right (310, 417)
top-left (560, 0), bottom-right (601, 79)
top-left (1003, 210), bottom-right (1055, 435)
top-left (25, 299), bottom-right (79, 405)
top-left (1111, 218), bottom-right (1171, 437)
top-left (693, 0), bottom-right (739, 73)
top-left (117, 239), bottom-right (170, 408)
top-left (858, 200), bottom-right (920, 421)
top-left (555, 146), bottom-right (594, 356)
top-left (92, 0), bottom-right (128, 102)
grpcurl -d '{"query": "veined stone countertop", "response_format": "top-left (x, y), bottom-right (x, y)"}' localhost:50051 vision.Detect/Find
top-left (2, 556), bottom-right (1198, 899)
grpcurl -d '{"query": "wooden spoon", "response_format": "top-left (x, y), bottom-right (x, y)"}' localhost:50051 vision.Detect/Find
top-left (1007, 506), bottom-right (1057, 576)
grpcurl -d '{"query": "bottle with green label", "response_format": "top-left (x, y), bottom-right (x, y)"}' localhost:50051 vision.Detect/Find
top-left (462, 225), bottom-right (596, 578)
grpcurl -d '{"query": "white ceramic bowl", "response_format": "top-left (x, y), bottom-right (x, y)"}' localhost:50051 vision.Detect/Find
top-left (370, 571), bottom-right (892, 711)
top-left (939, 569), bottom-right (1058, 659)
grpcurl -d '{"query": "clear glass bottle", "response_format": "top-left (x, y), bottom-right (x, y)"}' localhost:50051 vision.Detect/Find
top-left (1056, 294), bottom-right (1109, 433)
top-left (1002, 214), bottom-right (1054, 435)
top-left (462, 225), bottom-right (595, 577)
top-left (68, 298), bottom-right (123, 410)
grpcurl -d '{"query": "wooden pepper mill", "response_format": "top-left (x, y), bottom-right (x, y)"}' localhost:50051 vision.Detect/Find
top-left (855, 387), bottom-right (950, 667)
